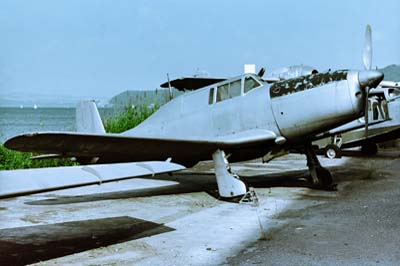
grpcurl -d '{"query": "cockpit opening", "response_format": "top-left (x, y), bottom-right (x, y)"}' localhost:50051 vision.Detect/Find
top-left (208, 75), bottom-right (263, 105)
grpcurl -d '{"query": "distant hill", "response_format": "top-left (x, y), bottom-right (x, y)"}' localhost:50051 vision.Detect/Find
top-left (0, 93), bottom-right (109, 108)
top-left (379, 64), bottom-right (400, 81)
top-left (109, 89), bottom-right (182, 107)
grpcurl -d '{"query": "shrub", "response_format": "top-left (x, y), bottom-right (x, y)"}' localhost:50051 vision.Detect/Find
top-left (0, 103), bottom-right (159, 170)
top-left (0, 145), bottom-right (77, 170)
top-left (104, 104), bottom-right (159, 133)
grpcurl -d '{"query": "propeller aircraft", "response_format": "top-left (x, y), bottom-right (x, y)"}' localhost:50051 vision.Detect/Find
top-left (311, 25), bottom-right (400, 158)
top-left (1, 26), bottom-right (385, 201)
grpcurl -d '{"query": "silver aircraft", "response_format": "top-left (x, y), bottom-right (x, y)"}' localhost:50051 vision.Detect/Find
top-left (3, 69), bottom-right (383, 200)
top-left (2, 25), bottom-right (385, 200)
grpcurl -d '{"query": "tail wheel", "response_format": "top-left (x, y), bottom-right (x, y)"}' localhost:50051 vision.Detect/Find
top-left (324, 144), bottom-right (342, 159)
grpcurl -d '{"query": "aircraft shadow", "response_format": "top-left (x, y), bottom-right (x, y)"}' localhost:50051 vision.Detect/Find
top-left (24, 150), bottom-right (399, 206)
top-left (0, 216), bottom-right (174, 266)
top-left (26, 183), bottom-right (211, 205)
top-left (31, 148), bottom-right (396, 206)
top-left (26, 169), bottom-right (315, 205)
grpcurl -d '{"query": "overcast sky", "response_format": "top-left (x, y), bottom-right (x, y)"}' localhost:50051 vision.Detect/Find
top-left (0, 0), bottom-right (399, 98)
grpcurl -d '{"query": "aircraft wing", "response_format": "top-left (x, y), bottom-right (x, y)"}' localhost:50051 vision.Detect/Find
top-left (313, 119), bottom-right (388, 141)
top-left (160, 77), bottom-right (226, 91)
top-left (0, 161), bottom-right (185, 198)
top-left (341, 125), bottom-right (400, 149)
top-left (379, 81), bottom-right (400, 89)
top-left (4, 129), bottom-right (277, 165)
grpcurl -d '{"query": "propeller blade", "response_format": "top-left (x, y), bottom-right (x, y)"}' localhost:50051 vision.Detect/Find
top-left (363, 24), bottom-right (372, 70)
top-left (365, 87), bottom-right (370, 138)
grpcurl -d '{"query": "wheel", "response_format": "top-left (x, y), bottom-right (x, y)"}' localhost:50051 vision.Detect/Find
top-left (361, 142), bottom-right (378, 155)
top-left (324, 144), bottom-right (342, 159)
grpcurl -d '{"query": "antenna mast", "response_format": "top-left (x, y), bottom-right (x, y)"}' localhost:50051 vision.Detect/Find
top-left (166, 73), bottom-right (173, 101)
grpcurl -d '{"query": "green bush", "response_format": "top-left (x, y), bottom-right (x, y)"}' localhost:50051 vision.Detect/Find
top-left (104, 104), bottom-right (159, 133)
top-left (0, 145), bottom-right (77, 170)
top-left (0, 103), bottom-right (160, 170)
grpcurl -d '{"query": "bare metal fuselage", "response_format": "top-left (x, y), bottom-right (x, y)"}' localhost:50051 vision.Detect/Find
top-left (124, 71), bottom-right (365, 163)
top-left (4, 70), bottom-right (382, 167)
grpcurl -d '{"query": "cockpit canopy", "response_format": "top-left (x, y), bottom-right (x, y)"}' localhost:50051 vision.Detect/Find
top-left (208, 74), bottom-right (263, 104)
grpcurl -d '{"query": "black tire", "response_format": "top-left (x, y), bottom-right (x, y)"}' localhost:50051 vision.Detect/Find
top-left (324, 144), bottom-right (342, 159)
top-left (361, 142), bottom-right (378, 155)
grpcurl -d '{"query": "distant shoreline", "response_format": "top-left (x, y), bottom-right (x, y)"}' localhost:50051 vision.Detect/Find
top-left (0, 106), bottom-right (113, 109)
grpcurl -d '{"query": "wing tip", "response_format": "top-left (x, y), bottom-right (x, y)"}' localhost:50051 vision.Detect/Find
top-left (3, 132), bottom-right (39, 150)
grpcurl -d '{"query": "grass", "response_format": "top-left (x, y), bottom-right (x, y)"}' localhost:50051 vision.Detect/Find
top-left (0, 145), bottom-right (78, 170)
top-left (104, 104), bottom-right (159, 133)
top-left (0, 104), bottom-right (159, 170)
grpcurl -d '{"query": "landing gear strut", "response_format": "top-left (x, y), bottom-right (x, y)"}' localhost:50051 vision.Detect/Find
top-left (304, 143), bottom-right (336, 190)
top-left (212, 149), bottom-right (247, 200)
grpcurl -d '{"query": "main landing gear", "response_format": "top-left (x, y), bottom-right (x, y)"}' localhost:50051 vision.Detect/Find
top-left (212, 149), bottom-right (247, 200)
top-left (324, 134), bottom-right (343, 159)
top-left (212, 146), bottom-right (336, 200)
top-left (304, 143), bottom-right (336, 191)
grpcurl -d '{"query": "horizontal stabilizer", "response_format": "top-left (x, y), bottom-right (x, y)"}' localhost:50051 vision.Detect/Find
top-left (0, 161), bottom-right (185, 198)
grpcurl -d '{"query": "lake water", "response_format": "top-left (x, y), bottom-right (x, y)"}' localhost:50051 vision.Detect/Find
top-left (0, 107), bottom-right (114, 144)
